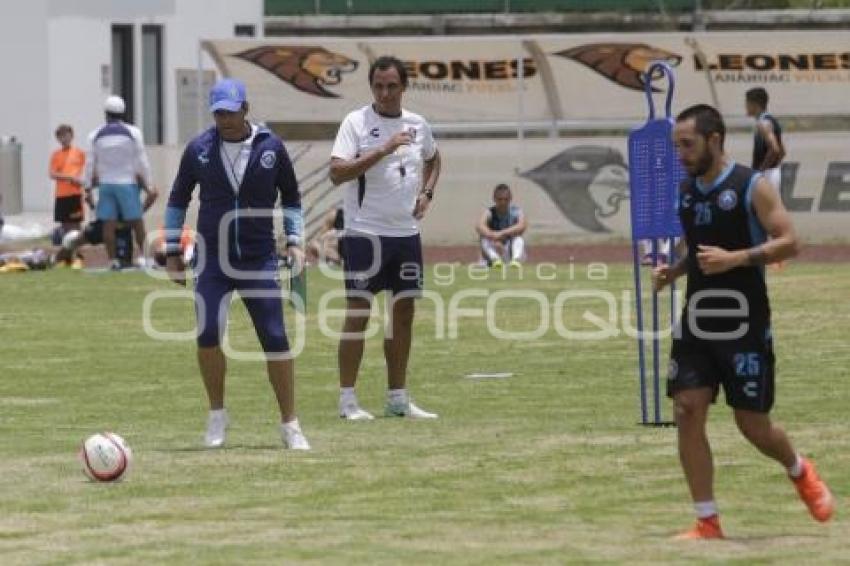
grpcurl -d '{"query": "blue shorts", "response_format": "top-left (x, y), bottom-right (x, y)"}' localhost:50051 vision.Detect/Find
top-left (194, 255), bottom-right (289, 353)
top-left (341, 233), bottom-right (423, 297)
top-left (97, 184), bottom-right (142, 221)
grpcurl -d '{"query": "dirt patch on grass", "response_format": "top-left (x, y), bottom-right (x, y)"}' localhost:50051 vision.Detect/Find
top-left (425, 244), bottom-right (850, 264)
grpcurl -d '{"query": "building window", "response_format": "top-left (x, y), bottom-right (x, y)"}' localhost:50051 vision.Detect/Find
top-left (111, 24), bottom-right (134, 123)
top-left (142, 25), bottom-right (164, 144)
top-left (234, 24), bottom-right (256, 37)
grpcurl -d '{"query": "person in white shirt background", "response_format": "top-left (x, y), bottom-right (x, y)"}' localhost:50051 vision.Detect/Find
top-left (83, 95), bottom-right (154, 270)
top-left (329, 55), bottom-right (442, 421)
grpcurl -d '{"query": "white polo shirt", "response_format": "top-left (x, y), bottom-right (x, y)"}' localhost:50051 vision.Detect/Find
top-left (83, 120), bottom-right (152, 188)
top-left (331, 104), bottom-right (437, 237)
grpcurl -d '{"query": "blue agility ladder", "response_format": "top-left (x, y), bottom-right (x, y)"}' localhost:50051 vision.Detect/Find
top-left (627, 61), bottom-right (685, 427)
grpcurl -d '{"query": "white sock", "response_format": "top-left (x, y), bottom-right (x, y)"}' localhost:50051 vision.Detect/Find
top-left (694, 500), bottom-right (718, 519)
top-left (387, 388), bottom-right (408, 405)
top-left (788, 454), bottom-right (804, 478)
top-left (281, 417), bottom-right (301, 431)
top-left (510, 237), bottom-right (525, 262)
top-left (209, 408), bottom-right (226, 417)
top-left (340, 387), bottom-right (357, 404)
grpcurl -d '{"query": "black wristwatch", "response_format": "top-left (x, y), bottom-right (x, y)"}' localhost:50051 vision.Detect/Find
top-left (422, 189), bottom-right (434, 200)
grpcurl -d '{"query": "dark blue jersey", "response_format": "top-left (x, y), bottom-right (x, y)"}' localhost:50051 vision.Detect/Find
top-left (486, 204), bottom-right (522, 231)
top-left (678, 162), bottom-right (770, 335)
top-left (752, 113), bottom-right (783, 171)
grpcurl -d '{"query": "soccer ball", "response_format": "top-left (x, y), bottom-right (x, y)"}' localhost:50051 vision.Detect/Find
top-left (79, 433), bottom-right (133, 482)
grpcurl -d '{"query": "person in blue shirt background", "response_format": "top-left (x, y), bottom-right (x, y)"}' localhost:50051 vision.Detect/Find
top-left (164, 78), bottom-right (310, 450)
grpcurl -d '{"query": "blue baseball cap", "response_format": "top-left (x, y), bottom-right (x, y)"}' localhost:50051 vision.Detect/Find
top-left (209, 78), bottom-right (247, 112)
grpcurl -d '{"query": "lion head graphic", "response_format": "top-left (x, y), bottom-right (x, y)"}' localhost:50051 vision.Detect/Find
top-left (234, 46), bottom-right (358, 98)
top-left (520, 145), bottom-right (629, 233)
top-left (554, 43), bottom-right (681, 92)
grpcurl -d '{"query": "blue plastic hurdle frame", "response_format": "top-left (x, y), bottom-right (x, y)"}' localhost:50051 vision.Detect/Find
top-left (627, 61), bottom-right (685, 427)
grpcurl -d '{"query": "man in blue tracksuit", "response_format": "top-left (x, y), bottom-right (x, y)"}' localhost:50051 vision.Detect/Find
top-left (164, 78), bottom-right (310, 450)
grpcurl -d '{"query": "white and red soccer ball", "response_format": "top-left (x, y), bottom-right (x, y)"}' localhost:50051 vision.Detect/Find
top-left (79, 433), bottom-right (133, 482)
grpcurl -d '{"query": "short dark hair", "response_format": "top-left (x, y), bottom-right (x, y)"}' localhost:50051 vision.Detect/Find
top-left (55, 124), bottom-right (73, 137)
top-left (369, 55), bottom-right (408, 87)
top-left (746, 87), bottom-right (768, 108)
top-left (676, 104), bottom-right (726, 149)
top-left (493, 183), bottom-right (511, 198)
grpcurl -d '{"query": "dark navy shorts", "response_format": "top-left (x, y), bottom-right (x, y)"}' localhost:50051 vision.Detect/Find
top-left (193, 255), bottom-right (289, 353)
top-left (666, 326), bottom-right (775, 413)
top-left (341, 233), bottom-right (423, 298)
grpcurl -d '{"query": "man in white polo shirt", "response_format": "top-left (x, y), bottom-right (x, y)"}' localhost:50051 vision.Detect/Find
top-left (330, 55), bottom-right (442, 421)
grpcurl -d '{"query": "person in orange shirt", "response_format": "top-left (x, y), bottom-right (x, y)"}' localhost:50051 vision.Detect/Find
top-left (49, 124), bottom-right (87, 236)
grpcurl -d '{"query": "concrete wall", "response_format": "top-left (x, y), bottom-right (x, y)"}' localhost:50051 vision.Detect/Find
top-left (0, 1), bottom-right (50, 212)
top-left (144, 131), bottom-right (850, 246)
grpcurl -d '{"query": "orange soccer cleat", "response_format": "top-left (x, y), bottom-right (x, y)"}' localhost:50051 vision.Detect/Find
top-left (792, 458), bottom-right (835, 523)
top-left (673, 515), bottom-right (725, 540)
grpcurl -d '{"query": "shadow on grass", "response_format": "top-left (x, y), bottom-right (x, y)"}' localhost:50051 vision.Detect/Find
top-left (155, 444), bottom-right (283, 453)
top-left (723, 533), bottom-right (830, 543)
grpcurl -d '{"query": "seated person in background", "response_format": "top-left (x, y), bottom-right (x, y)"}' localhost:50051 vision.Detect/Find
top-left (0, 248), bottom-right (51, 273)
top-left (54, 184), bottom-right (158, 269)
top-left (476, 183), bottom-right (527, 268)
top-left (307, 206), bottom-right (344, 266)
top-left (640, 238), bottom-right (671, 266)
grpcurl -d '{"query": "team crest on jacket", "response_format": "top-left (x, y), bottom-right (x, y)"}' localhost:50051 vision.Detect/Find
top-left (718, 189), bottom-right (738, 211)
top-left (352, 272), bottom-right (369, 290)
top-left (260, 150), bottom-right (277, 169)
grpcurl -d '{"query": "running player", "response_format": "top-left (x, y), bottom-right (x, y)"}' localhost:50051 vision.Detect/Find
top-left (653, 104), bottom-right (833, 539)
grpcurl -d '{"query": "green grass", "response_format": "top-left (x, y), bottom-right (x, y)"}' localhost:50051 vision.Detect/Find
top-left (0, 262), bottom-right (848, 564)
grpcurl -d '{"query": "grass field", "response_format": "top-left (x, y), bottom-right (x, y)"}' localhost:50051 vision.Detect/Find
top-left (0, 261), bottom-right (848, 564)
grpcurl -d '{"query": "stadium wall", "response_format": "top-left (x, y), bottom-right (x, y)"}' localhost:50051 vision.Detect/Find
top-left (204, 31), bottom-right (850, 127)
top-left (181, 31), bottom-right (850, 245)
top-left (144, 130), bottom-right (849, 247)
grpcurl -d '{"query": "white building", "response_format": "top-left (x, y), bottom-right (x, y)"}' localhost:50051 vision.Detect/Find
top-left (0, 0), bottom-right (263, 212)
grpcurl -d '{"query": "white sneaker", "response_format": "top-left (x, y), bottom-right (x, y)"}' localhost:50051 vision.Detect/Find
top-left (281, 420), bottom-right (311, 450)
top-left (385, 400), bottom-right (439, 419)
top-left (204, 409), bottom-right (229, 448)
top-left (339, 399), bottom-right (375, 421)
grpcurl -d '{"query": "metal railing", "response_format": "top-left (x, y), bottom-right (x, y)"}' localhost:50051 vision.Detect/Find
top-left (266, 0), bottom-right (850, 16)
top-left (265, 0), bottom-right (698, 16)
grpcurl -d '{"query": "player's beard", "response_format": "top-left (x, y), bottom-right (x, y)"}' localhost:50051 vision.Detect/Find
top-left (690, 149), bottom-right (714, 177)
